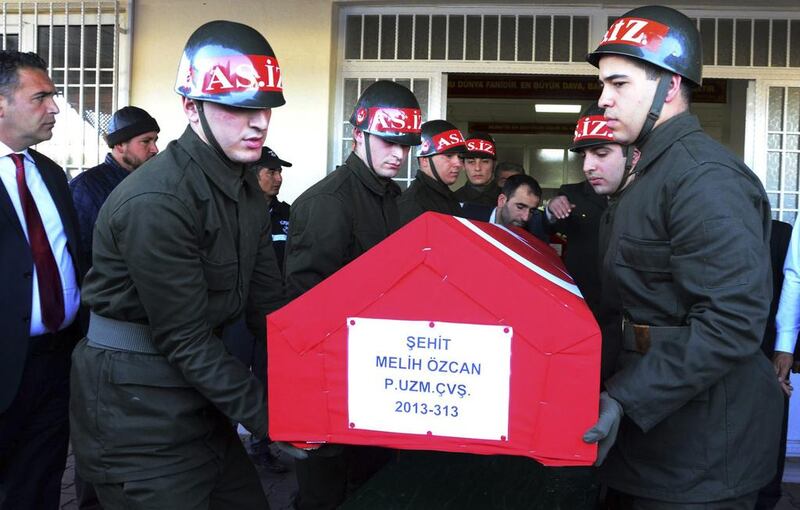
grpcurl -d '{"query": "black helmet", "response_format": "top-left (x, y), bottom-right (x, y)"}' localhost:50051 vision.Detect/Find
top-left (569, 104), bottom-right (616, 152)
top-left (349, 81), bottom-right (422, 146)
top-left (417, 120), bottom-right (466, 157)
top-left (587, 5), bottom-right (702, 87)
top-left (175, 20), bottom-right (285, 109)
top-left (463, 132), bottom-right (497, 160)
top-left (105, 106), bottom-right (160, 148)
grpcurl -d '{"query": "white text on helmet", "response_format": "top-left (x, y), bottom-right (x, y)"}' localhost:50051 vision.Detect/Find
top-left (433, 129), bottom-right (466, 151)
top-left (200, 54), bottom-right (283, 94)
top-left (574, 115), bottom-right (614, 142)
top-left (599, 17), bottom-right (669, 51)
top-left (367, 107), bottom-right (423, 134)
top-left (466, 139), bottom-right (496, 156)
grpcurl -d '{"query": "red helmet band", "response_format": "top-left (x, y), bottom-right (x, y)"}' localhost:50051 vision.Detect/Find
top-left (432, 129), bottom-right (466, 152)
top-left (465, 139), bottom-right (496, 157)
top-left (180, 54), bottom-right (283, 96)
top-left (362, 107), bottom-right (423, 134)
top-left (573, 115), bottom-right (614, 143)
top-left (598, 17), bottom-right (670, 52)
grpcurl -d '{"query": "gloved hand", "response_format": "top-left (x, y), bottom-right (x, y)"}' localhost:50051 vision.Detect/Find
top-left (274, 441), bottom-right (310, 460)
top-left (583, 391), bottom-right (624, 466)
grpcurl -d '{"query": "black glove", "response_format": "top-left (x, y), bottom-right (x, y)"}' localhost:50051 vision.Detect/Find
top-left (582, 391), bottom-right (624, 466)
top-left (274, 441), bottom-right (310, 460)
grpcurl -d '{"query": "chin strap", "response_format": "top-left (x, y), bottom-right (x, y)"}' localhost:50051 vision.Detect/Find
top-left (363, 132), bottom-right (376, 173)
top-left (610, 76), bottom-right (672, 197)
top-left (196, 100), bottom-right (230, 163)
top-left (427, 156), bottom-right (446, 185)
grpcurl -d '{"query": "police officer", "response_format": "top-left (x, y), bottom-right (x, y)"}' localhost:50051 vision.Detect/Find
top-left (70, 106), bottom-right (160, 258)
top-left (284, 80), bottom-right (422, 510)
top-left (253, 146), bottom-right (292, 270)
top-left (454, 131), bottom-right (501, 207)
top-left (397, 119), bottom-right (466, 225)
top-left (69, 21), bottom-right (285, 509)
top-left (581, 6), bottom-right (782, 508)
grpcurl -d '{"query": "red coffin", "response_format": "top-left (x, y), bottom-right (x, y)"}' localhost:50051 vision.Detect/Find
top-left (267, 212), bottom-right (600, 466)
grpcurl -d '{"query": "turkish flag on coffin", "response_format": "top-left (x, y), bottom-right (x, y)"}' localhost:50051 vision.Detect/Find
top-left (267, 212), bottom-right (600, 466)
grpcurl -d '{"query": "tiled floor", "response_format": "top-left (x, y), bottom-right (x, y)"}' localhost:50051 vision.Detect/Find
top-left (60, 447), bottom-right (800, 510)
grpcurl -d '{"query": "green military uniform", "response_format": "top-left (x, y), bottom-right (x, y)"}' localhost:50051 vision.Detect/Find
top-left (397, 170), bottom-right (463, 226)
top-left (599, 113), bottom-right (783, 503)
top-left (453, 181), bottom-right (501, 207)
top-left (284, 151), bottom-right (400, 509)
top-left (69, 127), bottom-right (284, 505)
top-left (285, 152), bottom-right (401, 298)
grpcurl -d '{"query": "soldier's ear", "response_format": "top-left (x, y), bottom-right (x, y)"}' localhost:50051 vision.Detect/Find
top-left (183, 97), bottom-right (200, 123)
top-left (631, 147), bottom-right (642, 167)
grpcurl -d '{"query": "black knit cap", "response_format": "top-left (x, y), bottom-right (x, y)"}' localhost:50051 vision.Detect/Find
top-left (105, 106), bottom-right (160, 148)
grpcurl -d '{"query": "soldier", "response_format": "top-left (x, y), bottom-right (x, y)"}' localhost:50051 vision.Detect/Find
top-left (69, 21), bottom-right (286, 509)
top-left (545, 105), bottom-right (636, 334)
top-left (582, 6), bottom-right (783, 508)
top-left (454, 131), bottom-right (501, 207)
top-left (284, 80), bottom-right (422, 510)
top-left (397, 119), bottom-right (466, 225)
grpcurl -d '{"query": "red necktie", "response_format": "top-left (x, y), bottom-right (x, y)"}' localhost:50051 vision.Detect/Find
top-left (11, 153), bottom-right (65, 333)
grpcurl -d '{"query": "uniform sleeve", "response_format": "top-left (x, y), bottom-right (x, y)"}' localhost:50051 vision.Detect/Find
top-left (109, 193), bottom-right (267, 437)
top-left (605, 163), bottom-right (772, 432)
top-left (397, 195), bottom-right (424, 227)
top-left (776, 221), bottom-right (800, 354)
top-left (245, 211), bottom-right (286, 344)
top-left (284, 192), bottom-right (351, 299)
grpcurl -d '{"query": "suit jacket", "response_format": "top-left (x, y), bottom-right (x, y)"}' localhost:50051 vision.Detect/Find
top-left (0, 150), bottom-right (85, 412)
top-left (461, 202), bottom-right (549, 242)
top-left (762, 219), bottom-right (798, 357)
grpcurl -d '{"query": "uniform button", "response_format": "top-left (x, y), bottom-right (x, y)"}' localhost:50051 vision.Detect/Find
top-left (23, 316), bottom-right (30, 323)
top-left (23, 271), bottom-right (32, 278)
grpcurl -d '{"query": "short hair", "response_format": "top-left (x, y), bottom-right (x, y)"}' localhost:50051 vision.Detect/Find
top-left (0, 50), bottom-right (48, 98)
top-left (494, 161), bottom-right (525, 179)
top-left (627, 56), bottom-right (692, 103)
top-left (502, 174), bottom-right (542, 200)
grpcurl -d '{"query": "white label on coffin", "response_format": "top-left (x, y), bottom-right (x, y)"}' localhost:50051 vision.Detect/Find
top-left (347, 317), bottom-right (511, 441)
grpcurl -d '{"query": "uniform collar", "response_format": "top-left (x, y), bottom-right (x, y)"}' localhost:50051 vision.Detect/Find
top-left (346, 152), bottom-right (401, 198)
top-left (177, 126), bottom-right (245, 202)
top-left (416, 169), bottom-right (454, 198)
top-left (634, 112), bottom-right (703, 177)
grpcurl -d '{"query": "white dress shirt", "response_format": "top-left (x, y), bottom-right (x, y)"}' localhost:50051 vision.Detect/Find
top-left (0, 142), bottom-right (79, 336)
top-left (775, 218), bottom-right (800, 354)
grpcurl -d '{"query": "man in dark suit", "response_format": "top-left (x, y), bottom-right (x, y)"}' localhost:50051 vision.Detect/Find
top-left (0, 50), bottom-right (84, 510)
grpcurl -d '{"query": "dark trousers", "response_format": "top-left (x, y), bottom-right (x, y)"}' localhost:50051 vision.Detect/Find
top-left (0, 333), bottom-right (72, 510)
top-left (756, 394), bottom-right (790, 510)
top-left (295, 445), bottom-right (393, 510)
top-left (93, 423), bottom-right (268, 510)
top-left (605, 489), bottom-right (758, 510)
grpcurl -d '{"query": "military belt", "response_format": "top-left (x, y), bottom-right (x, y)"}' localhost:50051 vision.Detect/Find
top-left (621, 320), bottom-right (689, 354)
top-left (87, 311), bottom-right (159, 354)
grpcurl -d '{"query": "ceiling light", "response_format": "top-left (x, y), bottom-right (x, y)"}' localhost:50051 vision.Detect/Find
top-left (534, 104), bottom-right (582, 114)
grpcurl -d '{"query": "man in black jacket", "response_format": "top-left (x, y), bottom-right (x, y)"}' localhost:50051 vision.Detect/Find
top-left (583, 6), bottom-right (782, 508)
top-left (284, 80), bottom-right (422, 510)
top-left (398, 119), bottom-right (465, 225)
